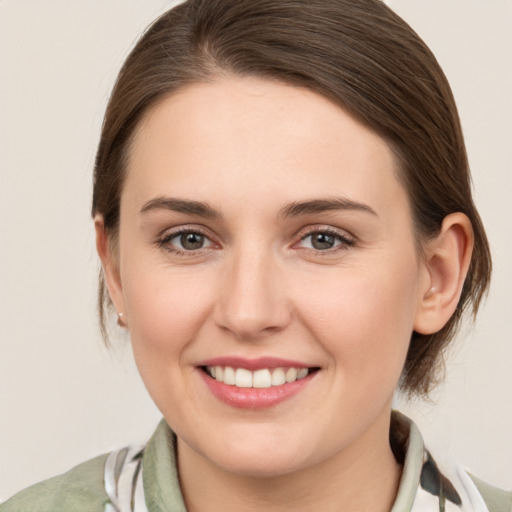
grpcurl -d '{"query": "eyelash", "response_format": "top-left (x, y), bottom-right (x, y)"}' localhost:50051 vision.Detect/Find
top-left (295, 227), bottom-right (355, 254)
top-left (156, 227), bottom-right (214, 256)
top-left (155, 226), bottom-right (355, 256)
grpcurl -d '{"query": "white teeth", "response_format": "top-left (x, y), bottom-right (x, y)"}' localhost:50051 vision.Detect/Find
top-left (297, 368), bottom-right (308, 380)
top-left (206, 366), bottom-right (312, 388)
top-left (223, 366), bottom-right (236, 385)
top-left (235, 368), bottom-right (253, 388)
top-left (271, 367), bottom-right (286, 386)
top-left (253, 369), bottom-right (272, 388)
top-left (285, 367), bottom-right (298, 383)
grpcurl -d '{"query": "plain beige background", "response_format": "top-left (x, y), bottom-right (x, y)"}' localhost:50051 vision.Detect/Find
top-left (0, 0), bottom-right (511, 500)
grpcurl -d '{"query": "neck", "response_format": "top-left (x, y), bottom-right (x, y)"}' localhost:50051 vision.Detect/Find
top-left (177, 411), bottom-right (401, 512)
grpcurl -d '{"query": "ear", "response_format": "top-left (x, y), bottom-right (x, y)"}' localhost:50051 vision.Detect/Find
top-left (414, 213), bottom-right (474, 335)
top-left (94, 215), bottom-right (126, 326)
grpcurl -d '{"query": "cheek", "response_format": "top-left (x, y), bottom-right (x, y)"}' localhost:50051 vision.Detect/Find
top-left (119, 249), bottom-right (214, 371)
top-left (294, 257), bottom-right (420, 386)
top-left (119, 265), bottom-right (218, 418)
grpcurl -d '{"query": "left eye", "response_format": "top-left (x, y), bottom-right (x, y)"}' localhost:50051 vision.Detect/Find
top-left (164, 231), bottom-right (213, 251)
top-left (299, 231), bottom-right (350, 251)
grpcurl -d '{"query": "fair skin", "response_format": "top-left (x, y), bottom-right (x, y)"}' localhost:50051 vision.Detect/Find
top-left (96, 77), bottom-right (473, 512)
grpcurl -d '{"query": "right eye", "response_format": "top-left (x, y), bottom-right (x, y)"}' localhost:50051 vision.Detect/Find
top-left (158, 229), bottom-right (215, 254)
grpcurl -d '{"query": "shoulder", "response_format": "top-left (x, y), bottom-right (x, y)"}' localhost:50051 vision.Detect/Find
top-left (0, 453), bottom-right (110, 512)
top-left (469, 474), bottom-right (512, 512)
top-left (392, 412), bottom-right (511, 512)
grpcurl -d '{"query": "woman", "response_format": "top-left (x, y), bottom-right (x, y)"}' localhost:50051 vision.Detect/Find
top-left (1, 0), bottom-right (510, 511)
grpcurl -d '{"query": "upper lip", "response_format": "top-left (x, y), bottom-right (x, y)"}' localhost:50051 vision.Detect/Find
top-left (196, 356), bottom-right (316, 371)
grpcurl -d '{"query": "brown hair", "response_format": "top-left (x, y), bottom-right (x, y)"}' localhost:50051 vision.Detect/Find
top-left (92, 0), bottom-right (491, 396)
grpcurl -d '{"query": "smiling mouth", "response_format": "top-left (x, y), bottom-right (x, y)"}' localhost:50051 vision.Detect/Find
top-left (201, 366), bottom-right (320, 388)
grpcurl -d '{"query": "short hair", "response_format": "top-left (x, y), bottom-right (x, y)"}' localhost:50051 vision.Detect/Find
top-left (92, 0), bottom-right (491, 396)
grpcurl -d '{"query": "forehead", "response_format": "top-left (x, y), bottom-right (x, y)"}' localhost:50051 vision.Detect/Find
top-left (124, 77), bottom-right (409, 219)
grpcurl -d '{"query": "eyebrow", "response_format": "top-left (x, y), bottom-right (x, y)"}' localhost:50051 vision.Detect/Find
top-left (278, 197), bottom-right (378, 218)
top-left (139, 196), bottom-right (377, 219)
top-left (139, 197), bottom-right (223, 219)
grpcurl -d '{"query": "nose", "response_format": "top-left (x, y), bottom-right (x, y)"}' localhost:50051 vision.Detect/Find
top-left (214, 247), bottom-right (292, 341)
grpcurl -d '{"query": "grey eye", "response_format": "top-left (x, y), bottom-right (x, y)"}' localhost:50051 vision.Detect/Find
top-left (297, 230), bottom-right (354, 252)
top-left (159, 229), bottom-right (215, 254)
top-left (179, 232), bottom-right (206, 250)
top-left (309, 233), bottom-right (336, 250)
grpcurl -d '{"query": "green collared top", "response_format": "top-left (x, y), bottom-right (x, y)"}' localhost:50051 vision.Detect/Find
top-left (1, 413), bottom-right (510, 512)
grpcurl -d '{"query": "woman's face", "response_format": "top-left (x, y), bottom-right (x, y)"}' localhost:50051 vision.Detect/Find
top-left (113, 77), bottom-right (431, 476)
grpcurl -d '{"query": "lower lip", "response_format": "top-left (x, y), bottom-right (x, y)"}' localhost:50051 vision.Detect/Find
top-left (199, 370), bottom-right (316, 409)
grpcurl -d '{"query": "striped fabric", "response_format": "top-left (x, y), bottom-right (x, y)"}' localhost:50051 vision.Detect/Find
top-left (102, 413), bottom-right (496, 512)
top-left (104, 446), bottom-right (146, 512)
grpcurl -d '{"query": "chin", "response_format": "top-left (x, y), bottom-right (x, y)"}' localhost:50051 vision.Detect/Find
top-left (214, 450), bottom-right (309, 478)
top-left (198, 428), bottom-right (318, 478)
